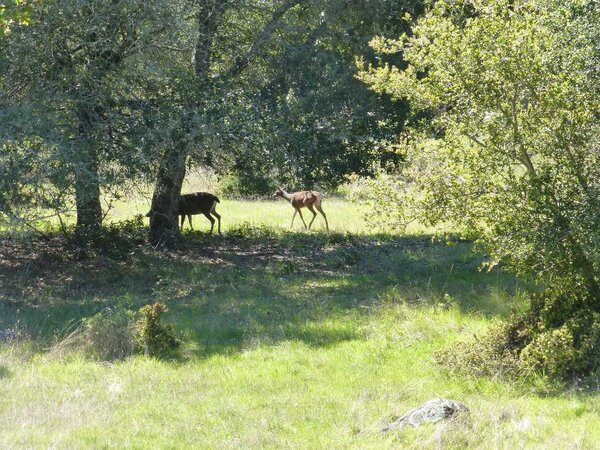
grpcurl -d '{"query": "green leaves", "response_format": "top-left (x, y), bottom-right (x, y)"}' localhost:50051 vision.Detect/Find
top-left (360, 0), bottom-right (600, 294)
top-left (0, 0), bottom-right (35, 36)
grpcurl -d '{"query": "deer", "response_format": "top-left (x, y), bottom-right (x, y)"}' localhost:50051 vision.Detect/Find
top-left (273, 187), bottom-right (329, 231)
top-left (146, 192), bottom-right (222, 235)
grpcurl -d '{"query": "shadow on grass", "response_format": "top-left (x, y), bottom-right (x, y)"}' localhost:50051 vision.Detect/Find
top-left (0, 225), bottom-right (523, 358)
top-left (0, 363), bottom-right (11, 379)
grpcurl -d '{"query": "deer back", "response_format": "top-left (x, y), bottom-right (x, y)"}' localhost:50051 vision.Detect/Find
top-left (291, 190), bottom-right (320, 208)
top-left (178, 192), bottom-right (219, 215)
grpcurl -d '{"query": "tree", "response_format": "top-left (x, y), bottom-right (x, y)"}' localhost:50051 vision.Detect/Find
top-left (359, 0), bottom-right (600, 377)
top-left (207, 0), bottom-right (424, 193)
top-left (1, 0), bottom-right (186, 234)
top-left (2, 0), bottom-right (424, 241)
top-left (148, 0), bottom-right (303, 246)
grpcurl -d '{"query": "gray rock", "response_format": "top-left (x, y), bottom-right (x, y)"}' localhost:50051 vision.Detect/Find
top-left (0, 329), bottom-right (18, 342)
top-left (382, 398), bottom-right (468, 432)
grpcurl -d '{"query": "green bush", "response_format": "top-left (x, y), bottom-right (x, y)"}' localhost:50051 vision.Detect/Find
top-left (51, 307), bottom-right (136, 361)
top-left (520, 327), bottom-right (578, 379)
top-left (51, 303), bottom-right (181, 360)
top-left (436, 321), bottom-right (522, 379)
top-left (226, 222), bottom-right (278, 239)
top-left (343, 171), bottom-right (411, 232)
top-left (440, 291), bottom-right (600, 381)
top-left (217, 173), bottom-right (276, 198)
top-left (135, 303), bottom-right (180, 357)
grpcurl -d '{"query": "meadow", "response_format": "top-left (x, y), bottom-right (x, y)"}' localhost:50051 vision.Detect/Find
top-left (1, 192), bottom-right (600, 449)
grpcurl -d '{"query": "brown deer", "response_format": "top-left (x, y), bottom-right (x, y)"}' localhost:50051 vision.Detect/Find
top-left (273, 187), bottom-right (329, 231)
top-left (146, 192), bottom-right (222, 235)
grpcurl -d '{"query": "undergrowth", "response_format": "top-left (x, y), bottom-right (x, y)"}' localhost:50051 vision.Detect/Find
top-left (48, 303), bottom-right (179, 360)
top-left (438, 290), bottom-right (600, 382)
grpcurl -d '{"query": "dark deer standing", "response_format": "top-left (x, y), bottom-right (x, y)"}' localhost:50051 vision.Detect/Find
top-left (273, 187), bottom-right (329, 231)
top-left (147, 192), bottom-right (222, 235)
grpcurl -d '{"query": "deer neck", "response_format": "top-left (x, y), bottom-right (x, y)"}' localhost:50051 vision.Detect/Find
top-left (281, 191), bottom-right (293, 202)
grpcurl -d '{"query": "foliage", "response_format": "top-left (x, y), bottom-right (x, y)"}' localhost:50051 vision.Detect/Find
top-left (360, 0), bottom-right (600, 293)
top-left (0, 137), bottom-right (70, 227)
top-left (1, 0), bottom-right (189, 229)
top-left (135, 303), bottom-right (180, 357)
top-left (359, 0), bottom-right (600, 378)
top-left (50, 307), bottom-right (136, 361)
top-left (206, 0), bottom-right (422, 191)
top-left (0, 0), bottom-right (35, 36)
top-left (344, 170), bottom-right (413, 232)
top-left (216, 173), bottom-right (276, 198)
top-left (439, 290), bottom-right (600, 381)
top-left (520, 326), bottom-right (578, 380)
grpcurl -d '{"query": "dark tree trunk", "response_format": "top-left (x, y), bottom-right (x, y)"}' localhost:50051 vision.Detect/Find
top-left (74, 149), bottom-right (102, 233)
top-left (149, 145), bottom-right (187, 247)
top-left (74, 106), bottom-right (103, 234)
top-left (149, 2), bottom-right (225, 246)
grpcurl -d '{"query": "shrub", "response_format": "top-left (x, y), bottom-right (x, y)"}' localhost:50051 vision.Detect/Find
top-left (227, 222), bottom-right (278, 239)
top-left (216, 173), bottom-right (276, 198)
top-left (343, 171), bottom-right (412, 232)
top-left (70, 215), bottom-right (147, 259)
top-left (436, 321), bottom-right (522, 379)
top-left (50, 302), bottom-right (181, 360)
top-left (134, 303), bottom-right (180, 357)
top-left (520, 327), bottom-right (578, 379)
top-left (50, 307), bottom-right (136, 361)
top-left (440, 291), bottom-right (600, 381)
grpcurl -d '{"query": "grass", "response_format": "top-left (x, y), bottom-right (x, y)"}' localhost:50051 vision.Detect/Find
top-left (1, 196), bottom-right (600, 448)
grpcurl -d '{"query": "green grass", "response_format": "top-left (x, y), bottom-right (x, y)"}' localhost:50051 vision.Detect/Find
top-left (1, 198), bottom-right (599, 448)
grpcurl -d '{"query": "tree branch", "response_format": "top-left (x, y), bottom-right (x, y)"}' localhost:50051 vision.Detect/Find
top-left (510, 90), bottom-right (537, 179)
top-left (3, 212), bottom-right (51, 241)
top-left (221, 0), bottom-right (302, 80)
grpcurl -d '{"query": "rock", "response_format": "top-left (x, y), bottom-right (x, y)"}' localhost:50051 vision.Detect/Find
top-left (382, 398), bottom-right (468, 432)
top-left (0, 329), bottom-right (18, 342)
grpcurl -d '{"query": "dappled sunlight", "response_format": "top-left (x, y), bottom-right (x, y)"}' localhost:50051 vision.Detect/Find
top-left (1, 213), bottom-right (597, 448)
top-left (0, 215), bottom-right (521, 357)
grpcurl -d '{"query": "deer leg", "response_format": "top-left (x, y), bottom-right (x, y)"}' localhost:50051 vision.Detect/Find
top-left (180, 214), bottom-right (185, 230)
top-left (307, 205), bottom-right (317, 229)
top-left (297, 209), bottom-right (308, 229)
top-left (188, 214), bottom-right (193, 230)
top-left (203, 212), bottom-right (215, 234)
top-left (291, 210), bottom-right (297, 228)
top-left (211, 210), bottom-right (222, 236)
top-left (316, 204), bottom-right (329, 231)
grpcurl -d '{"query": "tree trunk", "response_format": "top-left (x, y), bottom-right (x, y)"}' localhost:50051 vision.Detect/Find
top-left (149, 2), bottom-right (224, 246)
top-left (74, 148), bottom-right (103, 233)
top-left (148, 145), bottom-right (187, 247)
top-left (74, 106), bottom-right (103, 234)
